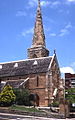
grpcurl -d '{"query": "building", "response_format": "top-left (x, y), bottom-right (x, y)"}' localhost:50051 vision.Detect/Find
top-left (0, 0), bottom-right (61, 106)
top-left (65, 73), bottom-right (75, 89)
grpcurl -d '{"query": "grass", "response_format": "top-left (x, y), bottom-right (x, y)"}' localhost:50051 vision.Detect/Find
top-left (10, 105), bottom-right (41, 112)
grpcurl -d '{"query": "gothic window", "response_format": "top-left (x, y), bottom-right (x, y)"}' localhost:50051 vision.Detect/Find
top-left (36, 76), bottom-right (39, 87)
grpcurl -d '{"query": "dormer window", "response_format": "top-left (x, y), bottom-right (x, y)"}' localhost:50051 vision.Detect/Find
top-left (14, 63), bottom-right (18, 68)
top-left (33, 60), bottom-right (38, 65)
top-left (0, 65), bottom-right (2, 69)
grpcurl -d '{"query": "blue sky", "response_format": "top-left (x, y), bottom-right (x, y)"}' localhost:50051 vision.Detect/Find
top-left (0, 0), bottom-right (75, 77)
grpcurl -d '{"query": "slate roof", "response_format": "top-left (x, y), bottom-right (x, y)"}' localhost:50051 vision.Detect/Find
top-left (0, 57), bottom-right (52, 77)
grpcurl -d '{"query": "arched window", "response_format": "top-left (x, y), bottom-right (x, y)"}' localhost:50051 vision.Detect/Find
top-left (36, 76), bottom-right (39, 87)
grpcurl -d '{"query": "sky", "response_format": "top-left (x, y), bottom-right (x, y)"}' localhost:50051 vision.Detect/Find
top-left (0, 0), bottom-right (75, 78)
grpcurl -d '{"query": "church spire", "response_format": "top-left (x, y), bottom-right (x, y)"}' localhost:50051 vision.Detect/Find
top-left (32, 0), bottom-right (46, 47)
top-left (28, 0), bottom-right (49, 59)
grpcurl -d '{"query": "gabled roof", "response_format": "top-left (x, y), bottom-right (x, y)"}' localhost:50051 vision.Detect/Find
top-left (0, 56), bottom-right (52, 77)
top-left (5, 78), bottom-right (29, 88)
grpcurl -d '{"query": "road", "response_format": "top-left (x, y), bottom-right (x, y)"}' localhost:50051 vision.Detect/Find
top-left (0, 113), bottom-right (75, 120)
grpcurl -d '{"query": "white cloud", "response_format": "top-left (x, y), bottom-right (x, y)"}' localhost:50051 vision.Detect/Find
top-left (16, 11), bottom-right (26, 17)
top-left (65, 0), bottom-right (75, 5)
top-left (28, 0), bottom-right (60, 8)
top-left (51, 1), bottom-right (60, 6)
top-left (50, 33), bottom-right (57, 37)
top-left (42, 1), bottom-right (61, 8)
top-left (65, 22), bottom-right (72, 29)
top-left (28, 0), bottom-right (75, 8)
top-left (44, 25), bottom-right (51, 33)
top-left (28, 0), bottom-right (37, 7)
top-left (21, 28), bottom-right (33, 37)
top-left (48, 22), bottom-right (72, 37)
top-left (59, 29), bottom-right (68, 37)
top-left (41, 1), bottom-right (50, 7)
top-left (59, 22), bottom-right (72, 37)
top-left (71, 62), bottom-right (75, 68)
top-left (60, 67), bottom-right (75, 74)
top-left (58, 9), bottom-right (70, 15)
top-left (28, 0), bottom-right (50, 7)
top-left (40, 0), bottom-right (75, 7)
top-left (67, 0), bottom-right (75, 2)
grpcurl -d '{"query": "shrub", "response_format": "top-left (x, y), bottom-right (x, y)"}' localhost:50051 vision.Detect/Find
top-left (13, 88), bottom-right (30, 106)
top-left (0, 85), bottom-right (16, 106)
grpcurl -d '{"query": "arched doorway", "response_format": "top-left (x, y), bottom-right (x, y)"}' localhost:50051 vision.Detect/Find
top-left (29, 93), bottom-right (39, 106)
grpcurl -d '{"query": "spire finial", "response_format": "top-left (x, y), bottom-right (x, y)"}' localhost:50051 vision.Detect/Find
top-left (38, 0), bottom-right (40, 7)
top-left (37, 0), bottom-right (41, 11)
top-left (54, 49), bottom-right (56, 55)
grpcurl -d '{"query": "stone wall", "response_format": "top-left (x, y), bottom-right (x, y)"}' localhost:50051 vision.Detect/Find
top-left (29, 73), bottom-right (47, 106)
top-left (47, 58), bottom-right (61, 104)
top-left (28, 46), bottom-right (49, 59)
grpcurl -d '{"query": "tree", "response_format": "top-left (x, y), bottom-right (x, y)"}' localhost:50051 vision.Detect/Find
top-left (13, 88), bottom-right (30, 106)
top-left (65, 88), bottom-right (75, 104)
top-left (0, 85), bottom-right (16, 106)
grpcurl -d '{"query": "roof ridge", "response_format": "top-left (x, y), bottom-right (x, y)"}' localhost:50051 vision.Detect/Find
top-left (0, 56), bottom-right (53, 65)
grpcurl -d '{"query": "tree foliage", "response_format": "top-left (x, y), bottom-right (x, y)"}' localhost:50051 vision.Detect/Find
top-left (13, 88), bottom-right (30, 106)
top-left (65, 88), bottom-right (75, 104)
top-left (0, 85), bottom-right (16, 106)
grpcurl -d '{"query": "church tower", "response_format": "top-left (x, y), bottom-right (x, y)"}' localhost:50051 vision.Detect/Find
top-left (28, 0), bottom-right (49, 59)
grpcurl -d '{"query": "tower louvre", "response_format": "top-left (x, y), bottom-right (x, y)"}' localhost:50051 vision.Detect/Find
top-left (28, 0), bottom-right (49, 59)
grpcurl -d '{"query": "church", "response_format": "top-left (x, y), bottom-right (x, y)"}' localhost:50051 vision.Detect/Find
top-left (0, 0), bottom-right (61, 106)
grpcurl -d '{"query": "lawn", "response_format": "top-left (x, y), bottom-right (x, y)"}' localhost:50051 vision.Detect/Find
top-left (10, 105), bottom-right (41, 112)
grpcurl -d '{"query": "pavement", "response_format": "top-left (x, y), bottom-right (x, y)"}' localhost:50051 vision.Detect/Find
top-left (0, 113), bottom-right (75, 120)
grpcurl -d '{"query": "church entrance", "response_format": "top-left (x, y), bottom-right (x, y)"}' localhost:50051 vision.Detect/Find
top-left (29, 93), bottom-right (39, 106)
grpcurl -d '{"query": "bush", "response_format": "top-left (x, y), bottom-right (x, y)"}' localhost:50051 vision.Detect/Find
top-left (13, 88), bottom-right (30, 106)
top-left (0, 85), bottom-right (16, 106)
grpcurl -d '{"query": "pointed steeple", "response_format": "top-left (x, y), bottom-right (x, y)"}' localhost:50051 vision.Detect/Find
top-left (28, 0), bottom-right (49, 59)
top-left (32, 0), bottom-right (46, 47)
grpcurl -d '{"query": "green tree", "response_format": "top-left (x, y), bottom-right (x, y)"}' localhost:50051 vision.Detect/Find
top-left (0, 85), bottom-right (16, 106)
top-left (65, 88), bottom-right (75, 104)
top-left (13, 88), bottom-right (30, 106)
